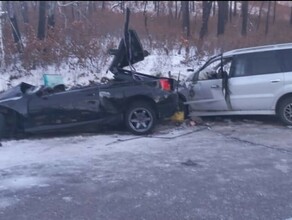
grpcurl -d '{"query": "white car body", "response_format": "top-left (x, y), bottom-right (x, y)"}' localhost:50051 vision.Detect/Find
top-left (180, 43), bottom-right (292, 125)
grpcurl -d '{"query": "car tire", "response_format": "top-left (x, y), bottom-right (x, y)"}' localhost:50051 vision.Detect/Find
top-left (0, 113), bottom-right (5, 138)
top-left (125, 101), bottom-right (156, 135)
top-left (277, 97), bottom-right (292, 125)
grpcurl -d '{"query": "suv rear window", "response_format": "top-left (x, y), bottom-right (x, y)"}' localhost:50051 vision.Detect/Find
top-left (278, 49), bottom-right (292, 72)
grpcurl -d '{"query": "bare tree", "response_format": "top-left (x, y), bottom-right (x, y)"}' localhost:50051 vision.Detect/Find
top-left (168, 1), bottom-right (173, 17)
top-left (229, 1), bottom-right (232, 22)
top-left (47, 1), bottom-right (56, 29)
top-left (233, 1), bottom-right (237, 16)
top-left (7, 1), bottom-right (23, 52)
top-left (20, 1), bottom-right (29, 24)
top-left (290, 6), bottom-right (292, 25)
top-left (223, 1), bottom-right (229, 24)
top-left (213, 2), bottom-right (216, 16)
top-left (153, 1), bottom-right (160, 16)
top-left (256, 1), bottom-right (265, 30)
top-left (191, 1), bottom-right (195, 12)
top-left (143, 1), bottom-right (153, 48)
top-left (265, 0), bottom-right (271, 35)
top-left (241, 1), bottom-right (248, 36)
top-left (101, 1), bottom-right (105, 10)
top-left (0, 1), bottom-right (5, 68)
top-left (120, 1), bottom-right (125, 13)
top-left (37, 1), bottom-right (46, 40)
top-left (217, 1), bottom-right (228, 36)
top-left (175, 1), bottom-right (178, 19)
top-left (273, 1), bottom-right (276, 24)
top-left (181, 1), bottom-right (190, 37)
top-left (200, 1), bottom-right (212, 39)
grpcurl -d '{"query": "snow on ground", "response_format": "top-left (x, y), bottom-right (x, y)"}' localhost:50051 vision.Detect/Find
top-left (1, 119), bottom-right (292, 219)
top-left (0, 48), bottom-right (208, 92)
top-left (0, 124), bottom-right (195, 194)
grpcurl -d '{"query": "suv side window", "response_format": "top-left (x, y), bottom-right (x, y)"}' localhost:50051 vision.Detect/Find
top-left (278, 49), bottom-right (292, 72)
top-left (232, 51), bottom-right (282, 77)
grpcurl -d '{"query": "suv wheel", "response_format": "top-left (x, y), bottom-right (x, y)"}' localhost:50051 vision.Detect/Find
top-left (125, 101), bottom-right (156, 135)
top-left (278, 97), bottom-right (292, 125)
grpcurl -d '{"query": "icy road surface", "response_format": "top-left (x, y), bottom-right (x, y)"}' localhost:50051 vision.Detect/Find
top-left (0, 117), bottom-right (292, 220)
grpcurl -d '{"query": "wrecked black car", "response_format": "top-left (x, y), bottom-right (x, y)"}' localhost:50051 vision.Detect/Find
top-left (0, 8), bottom-right (178, 138)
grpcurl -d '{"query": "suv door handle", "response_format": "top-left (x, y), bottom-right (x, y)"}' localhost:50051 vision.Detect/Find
top-left (211, 84), bottom-right (220, 88)
top-left (270, 79), bottom-right (281, 83)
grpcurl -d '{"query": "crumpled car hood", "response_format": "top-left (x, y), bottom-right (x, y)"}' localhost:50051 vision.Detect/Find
top-left (0, 82), bottom-right (32, 102)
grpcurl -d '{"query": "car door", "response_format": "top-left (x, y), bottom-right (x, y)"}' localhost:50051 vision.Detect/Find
top-left (185, 57), bottom-right (231, 112)
top-left (28, 86), bottom-right (100, 125)
top-left (229, 51), bottom-right (284, 111)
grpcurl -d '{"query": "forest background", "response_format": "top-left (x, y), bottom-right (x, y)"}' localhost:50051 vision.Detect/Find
top-left (0, 1), bottom-right (291, 90)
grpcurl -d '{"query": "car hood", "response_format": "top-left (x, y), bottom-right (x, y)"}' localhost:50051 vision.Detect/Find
top-left (0, 82), bottom-right (32, 102)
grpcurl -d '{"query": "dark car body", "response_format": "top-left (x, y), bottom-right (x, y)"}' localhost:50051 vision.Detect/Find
top-left (0, 8), bottom-right (178, 138)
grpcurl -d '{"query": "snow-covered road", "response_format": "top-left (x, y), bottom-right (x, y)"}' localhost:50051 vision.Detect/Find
top-left (0, 118), bottom-right (292, 220)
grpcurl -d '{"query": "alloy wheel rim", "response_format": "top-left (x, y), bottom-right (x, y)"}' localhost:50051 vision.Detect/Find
top-left (284, 103), bottom-right (292, 123)
top-left (129, 107), bottom-right (153, 133)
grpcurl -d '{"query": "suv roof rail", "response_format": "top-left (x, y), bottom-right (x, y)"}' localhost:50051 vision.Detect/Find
top-left (224, 42), bottom-right (292, 57)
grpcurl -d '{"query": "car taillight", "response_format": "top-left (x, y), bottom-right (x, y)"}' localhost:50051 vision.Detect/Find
top-left (159, 79), bottom-right (171, 91)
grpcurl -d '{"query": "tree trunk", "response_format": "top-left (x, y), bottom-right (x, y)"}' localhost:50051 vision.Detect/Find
top-left (143, 1), bottom-right (153, 48)
top-left (101, 1), bottom-right (105, 10)
top-left (71, 4), bottom-right (75, 21)
top-left (120, 1), bottom-right (124, 13)
top-left (213, 1), bottom-right (216, 16)
top-left (47, 1), bottom-right (56, 29)
top-left (223, 1), bottom-right (229, 24)
top-left (229, 1), bottom-right (232, 22)
top-left (37, 1), bottom-right (46, 40)
top-left (20, 1), bottom-right (29, 24)
top-left (217, 1), bottom-right (228, 36)
top-left (241, 1), bottom-right (248, 36)
top-left (200, 1), bottom-right (212, 39)
top-left (256, 1), bottom-right (265, 30)
top-left (156, 1), bottom-right (160, 16)
top-left (0, 1), bottom-right (5, 68)
top-left (233, 1), bottom-right (237, 16)
top-left (273, 1), bottom-right (276, 24)
top-left (290, 6), bottom-right (292, 25)
top-left (181, 1), bottom-right (190, 37)
top-left (265, 1), bottom-right (271, 35)
top-left (175, 1), bottom-right (178, 19)
top-left (168, 1), bottom-right (173, 22)
top-left (7, 1), bottom-right (23, 52)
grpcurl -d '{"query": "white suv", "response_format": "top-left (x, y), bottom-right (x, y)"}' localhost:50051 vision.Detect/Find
top-left (179, 43), bottom-right (292, 125)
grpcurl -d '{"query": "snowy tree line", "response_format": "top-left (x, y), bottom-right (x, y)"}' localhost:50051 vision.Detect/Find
top-left (0, 1), bottom-right (290, 72)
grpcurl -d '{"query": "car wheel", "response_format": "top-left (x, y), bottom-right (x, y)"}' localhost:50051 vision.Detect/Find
top-left (125, 101), bottom-right (156, 135)
top-left (277, 97), bottom-right (292, 125)
top-left (0, 113), bottom-right (5, 138)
